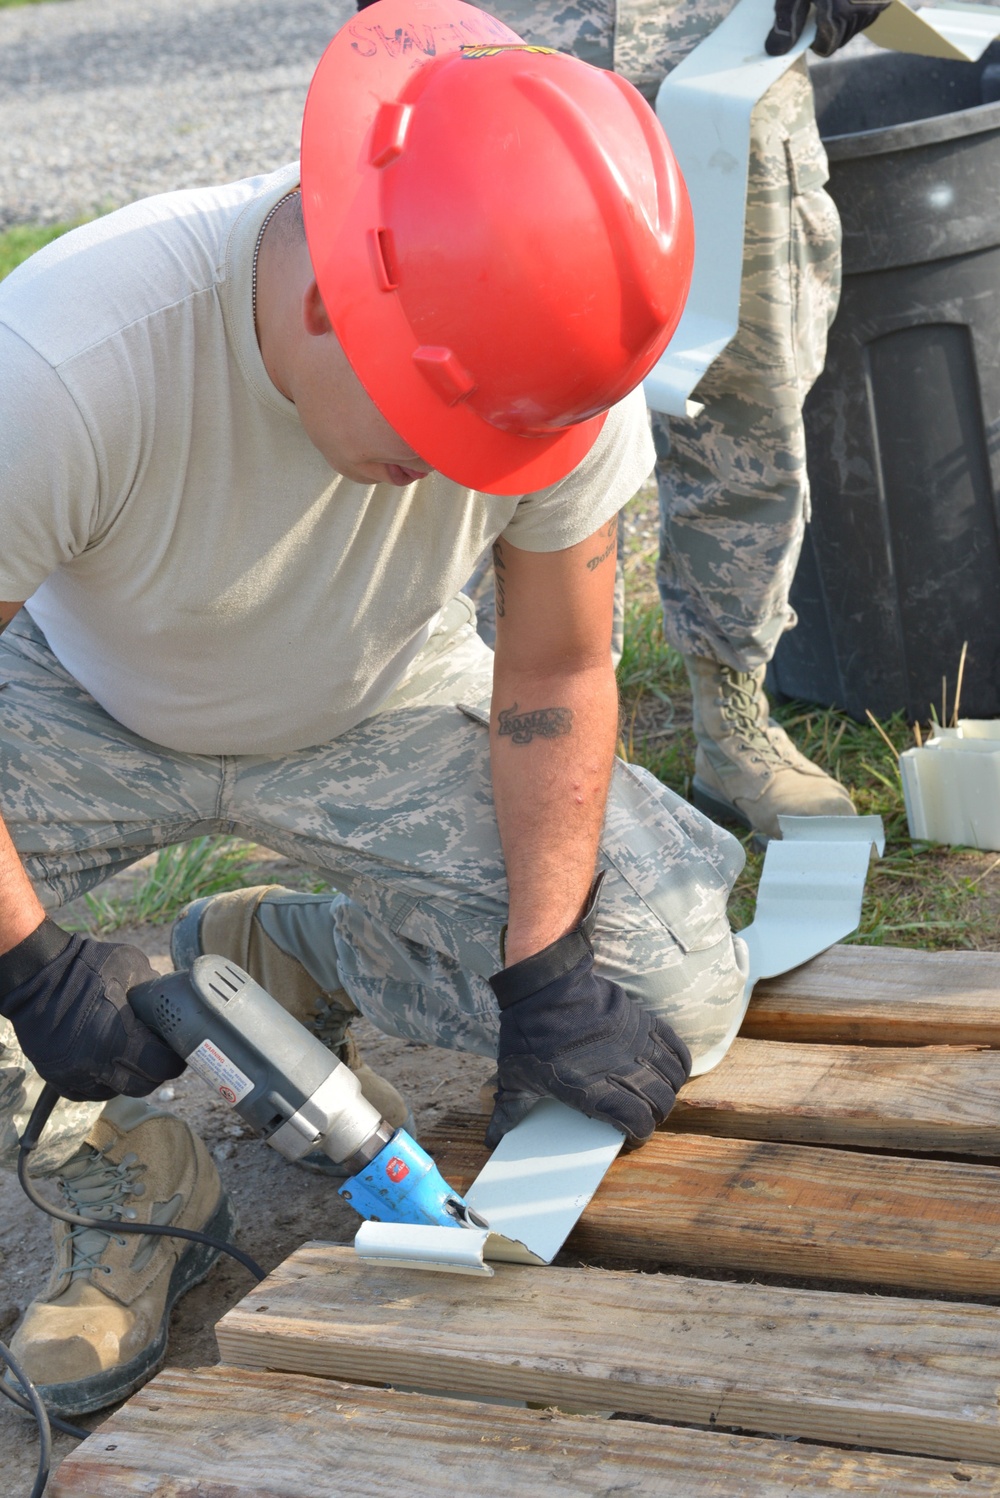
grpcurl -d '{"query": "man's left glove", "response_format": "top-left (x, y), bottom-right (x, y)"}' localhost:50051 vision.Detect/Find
top-left (486, 874), bottom-right (691, 1148)
top-left (765, 0), bottom-right (889, 57)
top-left (0, 917), bottom-right (186, 1103)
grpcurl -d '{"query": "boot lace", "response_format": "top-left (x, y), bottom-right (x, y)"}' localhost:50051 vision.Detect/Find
top-left (717, 667), bottom-right (774, 753)
top-left (56, 1148), bottom-right (147, 1283)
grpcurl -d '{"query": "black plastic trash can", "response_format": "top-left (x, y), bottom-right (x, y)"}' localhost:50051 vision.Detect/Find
top-left (769, 44), bottom-right (1000, 722)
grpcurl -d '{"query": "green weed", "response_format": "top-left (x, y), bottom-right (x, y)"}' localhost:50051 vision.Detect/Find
top-left (79, 838), bottom-right (261, 934)
top-left (0, 221), bottom-right (85, 280)
top-left (0, 0), bottom-right (71, 11)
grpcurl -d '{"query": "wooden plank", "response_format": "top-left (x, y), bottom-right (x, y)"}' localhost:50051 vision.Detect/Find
top-left (216, 1243), bottom-right (1000, 1463)
top-left (668, 1037), bottom-right (1000, 1153)
top-left (50, 1365), bottom-right (1000, 1498)
top-left (424, 1113), bottom-right (1000, 1294)
top-left (745, 944), bottom-right (1000, 1046)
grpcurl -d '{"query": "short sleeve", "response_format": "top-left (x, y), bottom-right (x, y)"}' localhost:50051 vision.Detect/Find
top-left (0, 322), bottom-right (99, 601)
top-left (499, 385), bottom-right (654, 553)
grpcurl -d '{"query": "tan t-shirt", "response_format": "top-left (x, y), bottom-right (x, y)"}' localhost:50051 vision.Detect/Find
top-left (0, 164), bottom-right (654, 756)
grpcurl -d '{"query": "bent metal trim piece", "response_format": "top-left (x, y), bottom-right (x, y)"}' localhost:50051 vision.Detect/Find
top-left (643, 0), bottom-right (1000, 420)
top-left (355, 814), bottom-right (885, 1277)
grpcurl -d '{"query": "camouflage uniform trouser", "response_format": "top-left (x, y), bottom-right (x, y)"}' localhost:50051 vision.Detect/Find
top-left (655, 59), bottom-right (842, 670)
top-left (0, 601), bottom-right (748, 1174)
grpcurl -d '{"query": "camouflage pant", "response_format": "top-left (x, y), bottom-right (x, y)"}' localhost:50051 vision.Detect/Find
top-left (655, 59), bottom-right (842, 669)
top-left (0, 603), bottom-right (747, 1174)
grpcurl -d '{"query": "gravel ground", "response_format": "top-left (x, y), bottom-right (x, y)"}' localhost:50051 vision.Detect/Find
top-left (0, 0), bottom-right (353, 230)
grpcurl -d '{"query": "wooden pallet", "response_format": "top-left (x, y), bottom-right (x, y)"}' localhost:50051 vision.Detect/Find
top-left (50, 1366), bottom-right (1000, 1496)
top-left (53, 944), bottom-right (1000, 1496)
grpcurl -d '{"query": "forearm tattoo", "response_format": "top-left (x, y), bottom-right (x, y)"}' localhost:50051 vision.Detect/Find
top-left (586, 514), bottom-right (618, 572)
top-left (497, 703), bottom-right (573, 745)
top-left (492, 539), bottom-right (507, 618)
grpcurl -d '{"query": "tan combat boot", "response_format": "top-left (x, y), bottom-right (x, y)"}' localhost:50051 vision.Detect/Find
top-left (171, 886), bottom-right (414, 1153)
top-left (8, 1096), bottom-right (231, 1417)
top-left (685, 655), bottom-right (856, 842)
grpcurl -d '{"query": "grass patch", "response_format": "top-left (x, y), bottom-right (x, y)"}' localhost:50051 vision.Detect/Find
top-left (78, 838), bottom-right (263, 934)
top-left (617, 600), bottom-right (989, 951)
top-left (0, 221), bottom-right (85, 280)
top-left (0, 0), bottom-right (71, 10)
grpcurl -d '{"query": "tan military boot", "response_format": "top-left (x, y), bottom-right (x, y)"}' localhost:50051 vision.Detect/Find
top-left (7, 1096), bottom-right (231, 1417)
top-left (685, 655), bottom-right (856, 842)
top-left (172, 886), bottom-right (414, 1151)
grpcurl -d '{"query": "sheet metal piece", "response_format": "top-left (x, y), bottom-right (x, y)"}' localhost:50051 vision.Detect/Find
top-left (462, 1099), bottom-right (625, 1263)
top-left (900, 721), bottom-right (1000, 849)
top-left (644, 0), bottom-right (1000, 418)
top-left (355, 1101), bottom-right (622, 1275)
top-left (644, 0), bottom-right (814, 418)
top-left (354, 815), bottom-right (884, 1276)
top-left (868, 0), bottom-right (1000, 61)
top-left (690, 814), bottom-right (885, 1075)
top-left (354, 1223), bottom-right (497, 1276)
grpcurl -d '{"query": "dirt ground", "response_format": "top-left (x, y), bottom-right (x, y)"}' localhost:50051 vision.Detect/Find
top-left (0, 865), bottom-right (496, 1495)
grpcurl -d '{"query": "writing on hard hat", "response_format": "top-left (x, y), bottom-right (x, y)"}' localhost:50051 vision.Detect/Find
top-left (301, 0), bottom-right (694, 494)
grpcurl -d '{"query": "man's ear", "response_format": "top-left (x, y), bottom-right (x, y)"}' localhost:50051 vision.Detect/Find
top-left (303, 279), bottom-right (333, 338)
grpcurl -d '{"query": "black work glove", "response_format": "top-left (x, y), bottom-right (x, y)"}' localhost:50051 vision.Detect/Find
top-left (765, 0), bottom-right (889, 57)
top-left (0, 918), bottom-right (185, 1102)
top-left (486, 874), bottom-right (691, 1148)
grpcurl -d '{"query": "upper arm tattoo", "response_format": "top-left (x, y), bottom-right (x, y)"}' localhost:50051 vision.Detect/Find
top-left (585, 513), bottom-right (618, 572)
top-left (497, 703), bottom-right (573, 744)
top-left (492, 539), bottom-right (507, 618)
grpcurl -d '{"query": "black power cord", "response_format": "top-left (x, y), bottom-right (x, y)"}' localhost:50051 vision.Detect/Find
top-left (2, 1081), bottom-right (267, 1497)
top-left (0, 1339), bottom-right (57, 1498)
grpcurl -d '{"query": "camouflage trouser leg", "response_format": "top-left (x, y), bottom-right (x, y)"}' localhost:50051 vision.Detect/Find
top-left (656, 58), bottom-right (842, 670)
top-left (0, 599), bottom-right (747, 1174)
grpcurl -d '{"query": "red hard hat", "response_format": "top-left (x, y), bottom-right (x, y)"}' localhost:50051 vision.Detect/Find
top-left (300, 0), bottom-right (693, 495)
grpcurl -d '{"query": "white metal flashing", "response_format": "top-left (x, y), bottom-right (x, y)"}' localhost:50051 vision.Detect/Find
top-left (901, 722), bottom-right (1000, 848)
top-left (644, 0), bottom-right (814, 418)
top-left (354, 1223), bottom-right (498, 1276)
top-left (354, 815), bottom-right (884, 1277)
top-left (868, 0), bottom-right (1000, 61)
top-left (462, 1100), bottom-right (625, 1262)
top-left (644, 0), bottom-right (1000, 420)
top-left (691, 814), bottom-right (885, 1074)
top-left (355, 1101), bottom-right (622, 1276)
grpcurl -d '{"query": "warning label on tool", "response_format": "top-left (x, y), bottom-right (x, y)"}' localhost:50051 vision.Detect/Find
top-left (185, 1039), bottom-right (254, 1106)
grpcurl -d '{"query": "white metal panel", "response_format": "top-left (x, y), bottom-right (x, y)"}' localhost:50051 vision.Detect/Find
top-left (689, 815), bottom-right (885, 1074)
top-left (645, 0), bottom-right (814, 417)
top-left (901, 725), bottom-right (1000, 849)
top-left (645, 0), bottom-right (1000, 418)
top-left (869, 0), bottom-right (1000, 61)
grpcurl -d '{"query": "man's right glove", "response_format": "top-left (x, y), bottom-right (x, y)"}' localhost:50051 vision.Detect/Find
top-left (486, 874), bottom-right (691, 1148)
top-left (0, 918), bottom-right (185, 1102)
top-left (765, 0), bottom-right (889, 57)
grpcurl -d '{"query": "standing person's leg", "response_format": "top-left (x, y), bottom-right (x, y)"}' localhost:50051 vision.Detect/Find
top-left (655, 59), bottom-right (853, 840)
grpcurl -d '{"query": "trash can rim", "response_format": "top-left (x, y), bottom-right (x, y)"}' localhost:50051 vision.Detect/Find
top-left (824, 97), bottom-right (1000, 160)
